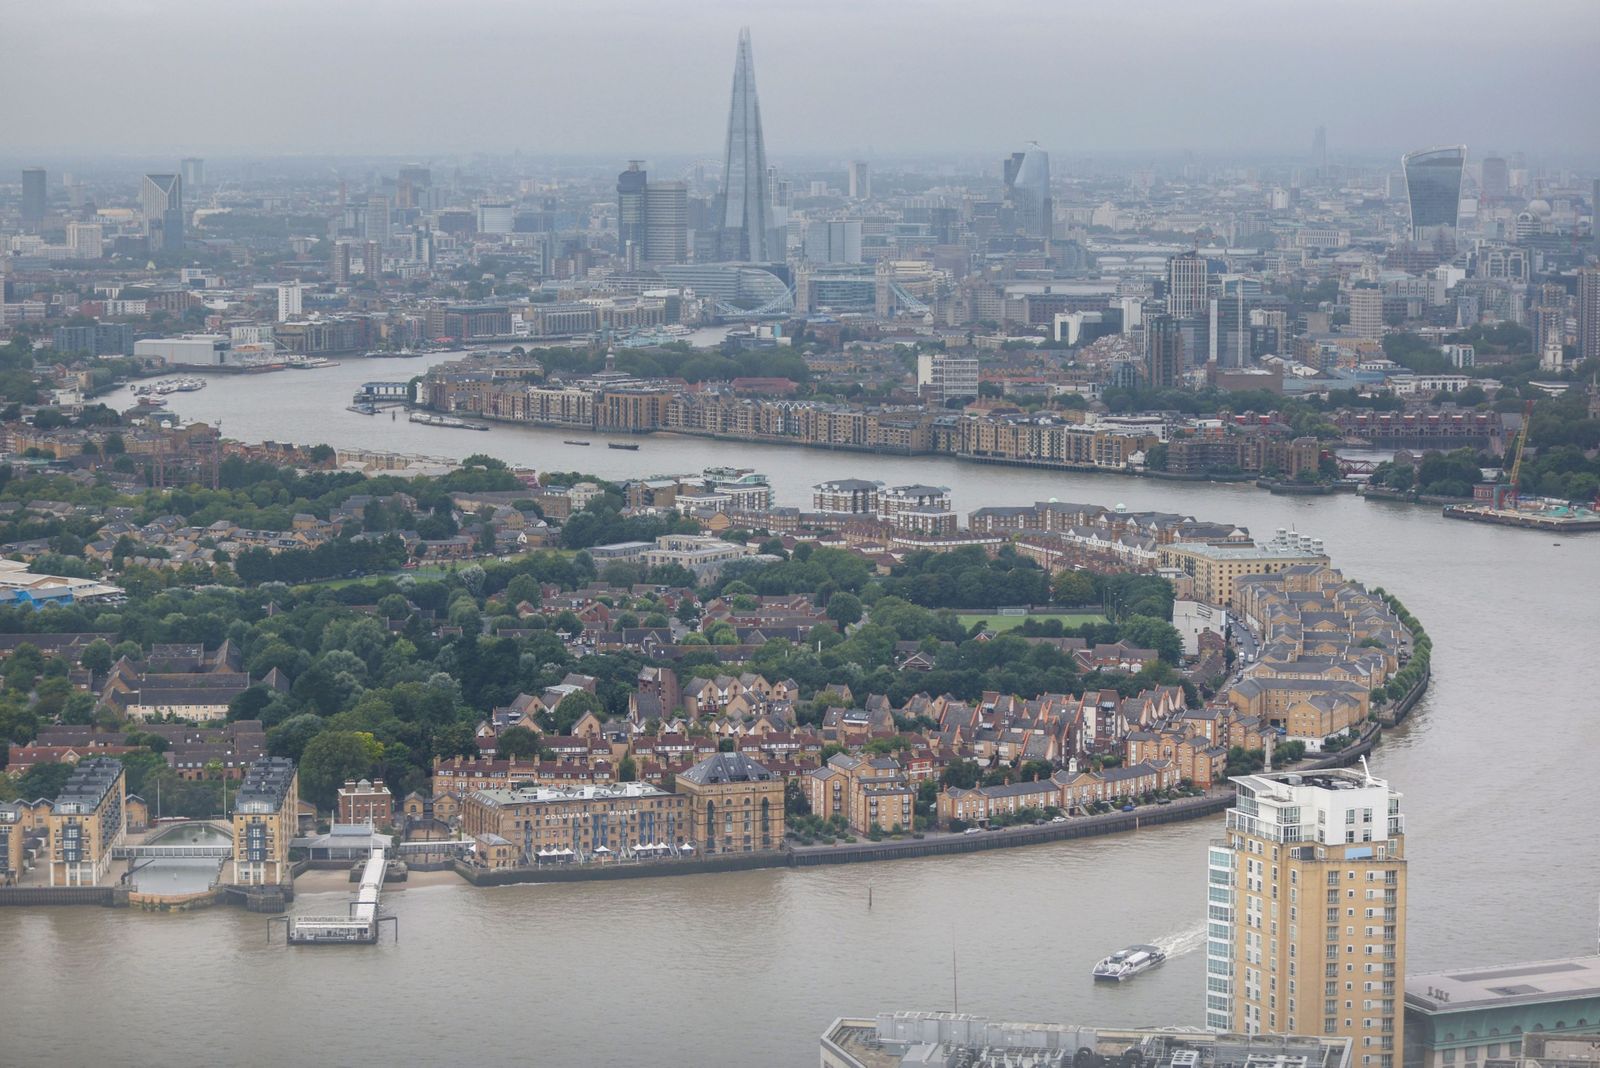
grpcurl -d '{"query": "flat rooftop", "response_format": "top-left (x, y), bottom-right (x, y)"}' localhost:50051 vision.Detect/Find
top-left (473, 782), bottom-right (669, 806)
top-left (52, 758), bottom-right (123, 814)
top-left (1167, 541), bottom-right (1327, 561)
top-left (233, 757), bottom-right (297, 813)
top-left (823, 1015), bottom-right (1351, 1068)
top-left (1237, 769), bottom-right (1391, 796)
top-left (1406, 955), bottom-right (1600, 1014)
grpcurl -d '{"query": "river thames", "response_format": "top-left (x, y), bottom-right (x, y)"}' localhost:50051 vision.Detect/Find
top-left (1, 355), bottom-right (1595, 1066)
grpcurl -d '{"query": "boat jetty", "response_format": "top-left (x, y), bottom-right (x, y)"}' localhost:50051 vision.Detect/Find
top-left (278, 847), bottom-right (397, 945)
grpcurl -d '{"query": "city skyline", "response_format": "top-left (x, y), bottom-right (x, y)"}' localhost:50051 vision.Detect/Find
top-left (0, 2), bottom-right (1597, 1063)
top-left (4, 0), bottom-right (1598, 160)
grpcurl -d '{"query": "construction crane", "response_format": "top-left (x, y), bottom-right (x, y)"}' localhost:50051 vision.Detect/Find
top-left (1497, 399), bottom-right (1535, 508)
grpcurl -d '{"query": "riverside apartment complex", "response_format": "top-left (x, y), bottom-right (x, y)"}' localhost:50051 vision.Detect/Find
top-left (1207, 768), bottom-right (1407, 1067)
top-left (47, 757), bottom-right (127, 887)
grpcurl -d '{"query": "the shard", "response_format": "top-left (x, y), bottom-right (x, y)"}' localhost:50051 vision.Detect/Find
top-left (717, 27), bottom-right (774, 262)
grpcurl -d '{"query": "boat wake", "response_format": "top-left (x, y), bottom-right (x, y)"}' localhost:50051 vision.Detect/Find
top-left (1150, 921), bottom-right (1207, 958)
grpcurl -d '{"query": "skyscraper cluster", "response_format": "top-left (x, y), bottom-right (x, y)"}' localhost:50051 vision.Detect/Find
top-left (612, 29), bottom-right (1058, 280)
top-left (615, 161), bottom-right (687, 267)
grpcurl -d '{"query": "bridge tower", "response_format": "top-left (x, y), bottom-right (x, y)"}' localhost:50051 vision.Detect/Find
top-left (874, 259), bottom-right (893, 319)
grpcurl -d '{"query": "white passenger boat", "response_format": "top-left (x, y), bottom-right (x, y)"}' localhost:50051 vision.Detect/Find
top-left (1091, 944), bottom-right (1166, 982)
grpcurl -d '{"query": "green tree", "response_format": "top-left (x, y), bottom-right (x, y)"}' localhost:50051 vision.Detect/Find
top-left (940, 758), bottom-right (981, 790)
top-left (1052, 570), bottom-right (1097, 606)
top-left (0, 700), bottom-right (39, 746)
top-left (266, 713), bottom-right (325, 762)
top-left (117, 751), bottom-right (169, 797)
top-left (496, 725), bottom-right (542, 759)
top-left (1118, 615), bottom-right (1184, 664)
top-left (5, 643), bottom-right (43, 691)
top-left (80, 639), bottom-right (114, 677)
top-left (825, 592), bottom-right (863, 627)
top-left (60, 692), bottom-right (96, 725)
top-left (298, 730), bottom-right (383, 810)
top-left (432, 721), bottom-right (479, 760)
top-left (229, 685), bottom-right (276, 723)
top-left (33, 677), bottom-right (72, 720)
top-left (1, 761), bottom-right (73, 801)
top-left (546, 690), bottom-right (604, 735)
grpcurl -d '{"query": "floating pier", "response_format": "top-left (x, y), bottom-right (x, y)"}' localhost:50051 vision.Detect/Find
top-left (274, 848), bottom-right (396, 945)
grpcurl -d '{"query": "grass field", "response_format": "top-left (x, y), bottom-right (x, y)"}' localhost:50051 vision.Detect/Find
top-left (291, 555), bottom-right (548, 590)
top-left (954, 611), bottom-right (1107, 632)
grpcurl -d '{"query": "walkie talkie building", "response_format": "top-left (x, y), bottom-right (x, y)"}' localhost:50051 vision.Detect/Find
top-left (1401, 145), bottom-right (1466, 245)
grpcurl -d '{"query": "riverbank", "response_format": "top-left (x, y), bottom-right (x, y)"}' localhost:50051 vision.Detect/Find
top-left (0, 584), bottom-right (1429, 905)
top-left (447, 407), bottom-right (1347, 499)
top-left (1372, 590), bottom-right (1431, 726)
top-left (445, 715), bottom-right (1395, 888)
top-left (1360, 485), bottom-right (1474, 507)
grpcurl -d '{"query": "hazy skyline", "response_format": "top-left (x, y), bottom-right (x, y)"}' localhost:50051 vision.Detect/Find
top-left (6, 0), bottom-right (1599, 163)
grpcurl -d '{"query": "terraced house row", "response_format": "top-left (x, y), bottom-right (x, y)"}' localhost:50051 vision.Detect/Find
top-left (664, 395), bottom-right (1162, 472)
top-left (420, 361), bottom-right (1166, 473)
top-left (1225, 563), bottom-right (1407, 751)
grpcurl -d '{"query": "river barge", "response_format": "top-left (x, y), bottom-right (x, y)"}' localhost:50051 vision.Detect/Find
top-left (409, 412), bottom-right (489, 431)
top-left (1442, 502), bottom-right (1600, 532)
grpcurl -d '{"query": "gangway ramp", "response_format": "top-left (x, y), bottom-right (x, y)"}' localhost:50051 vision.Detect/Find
top-left (275, 847), bottom-right (397, 945)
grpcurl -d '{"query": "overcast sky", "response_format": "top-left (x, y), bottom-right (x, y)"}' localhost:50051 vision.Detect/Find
top-left (6, 0), bottom-right (1598, 164)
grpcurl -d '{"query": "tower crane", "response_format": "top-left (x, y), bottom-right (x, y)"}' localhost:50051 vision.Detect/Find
top-left (1497, 399), bottom-right (1535, 508)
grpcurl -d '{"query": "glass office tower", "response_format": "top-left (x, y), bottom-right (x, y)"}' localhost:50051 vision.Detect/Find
top-left (717, 28), bottom-right (774, 262)
top-left (1401, 146), bottom-right (1466, 245)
